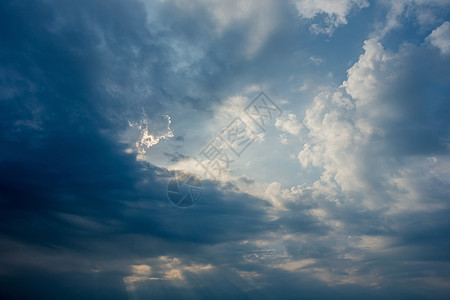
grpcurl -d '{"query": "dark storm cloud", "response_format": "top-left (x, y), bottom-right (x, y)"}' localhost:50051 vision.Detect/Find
top-left (0, 2), bottom-right (331, 299)
top-left (0, 0), bottom-right (287, 297)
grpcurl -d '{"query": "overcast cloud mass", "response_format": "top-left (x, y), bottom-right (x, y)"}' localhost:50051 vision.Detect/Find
top-left (1, 0), bottom-right (450, 299)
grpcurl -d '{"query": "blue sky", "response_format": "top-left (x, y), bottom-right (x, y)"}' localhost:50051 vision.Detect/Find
top-left (1, 0), bottom-right (450, 299)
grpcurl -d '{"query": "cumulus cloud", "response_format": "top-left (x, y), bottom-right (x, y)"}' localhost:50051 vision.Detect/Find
top-left (288, 32), bottom-right (450, 292)
top-left (299, 36), bottom-right (450, 216)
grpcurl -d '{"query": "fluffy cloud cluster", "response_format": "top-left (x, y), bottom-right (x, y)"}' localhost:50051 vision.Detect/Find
top-left (298, 30), bottom-right (450, 214)
top-left (299, 36), bottom-right (450, 211)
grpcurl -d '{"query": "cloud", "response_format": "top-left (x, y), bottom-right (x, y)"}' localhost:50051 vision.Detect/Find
top-left (123, 258), bottom-right (214, 291)
top-left (275, 113), bottom-right (302, 136)
top-left (373, 0), bottom-right (450, 39)
top-left (300, 36), bottom-right (450, 197)
top-left (309, 56), bottom-right (324, 65)
top-left (0, 0), bottom-right (279, 280)
top-left (292, 0), bottom-right (369, 35)
top-left (428, 21), bottom-right (450, 55)
top-left (292, 32), bottom-right (450, 293)
top-left (1, 0), bottom-right (450, 299)
top-left (128, 114), bottom-right (174, 156)
top-left (156, 0), bottom-right (281, 57)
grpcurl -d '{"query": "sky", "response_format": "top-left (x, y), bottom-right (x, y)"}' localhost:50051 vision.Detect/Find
top-left (1, 0), bottom-right (450, 299)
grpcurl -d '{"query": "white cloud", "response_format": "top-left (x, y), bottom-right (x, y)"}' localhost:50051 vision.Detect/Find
top-left (344, 39), bottom-right (390, 103)
top-left (427, 21), bottom-right (450, 55)
top-left (129, 114), bottom-right (174, 156)
top-left (275, 113), bottom-right (302, 136)
top-left (301, 88), bottom-right (371, 193)
top-left (373, 0), bottom-right (450, 39)
top-left (299, 35), bottom-right (450, 212)
top-left (292, 0), bottom-right (369, 35)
